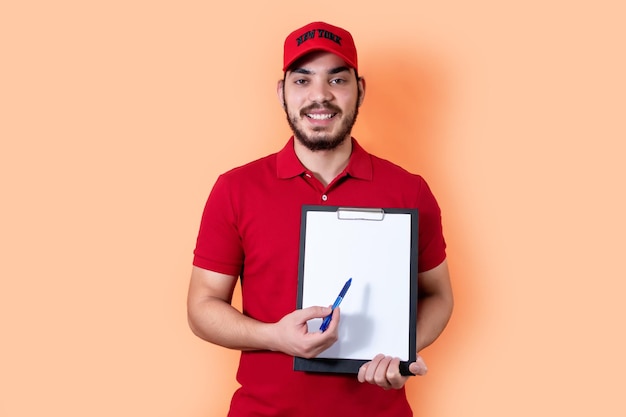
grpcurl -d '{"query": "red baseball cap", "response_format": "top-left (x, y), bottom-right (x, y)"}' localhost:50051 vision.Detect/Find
top-left (283, 22), bottom-right (358, 72)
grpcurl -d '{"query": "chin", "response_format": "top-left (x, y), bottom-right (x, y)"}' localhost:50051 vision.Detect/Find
top-left (295, 134), bottom-right (347, 152)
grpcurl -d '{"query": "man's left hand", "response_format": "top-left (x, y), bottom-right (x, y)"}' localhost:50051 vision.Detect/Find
top-left (357, 354), bottom-right (428, 390)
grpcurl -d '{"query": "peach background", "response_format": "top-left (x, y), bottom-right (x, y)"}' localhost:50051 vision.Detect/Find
top-left (2, 1), bottom-right (625, 416)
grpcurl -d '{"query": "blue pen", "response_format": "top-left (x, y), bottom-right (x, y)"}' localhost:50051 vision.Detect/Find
top-left (319, 278), bottom-right (352, 332)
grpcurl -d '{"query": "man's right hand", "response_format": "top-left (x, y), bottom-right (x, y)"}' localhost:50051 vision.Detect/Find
top-left (188, 267), bottom-right (341, 356)
top-left (270, 306), bottom-right (340, 358)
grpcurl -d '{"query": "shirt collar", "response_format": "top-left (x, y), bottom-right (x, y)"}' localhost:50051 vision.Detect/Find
top-left (276, 136), bottom-right (373, 181)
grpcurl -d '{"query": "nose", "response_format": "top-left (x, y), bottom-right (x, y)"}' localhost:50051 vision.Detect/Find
top-left (307, 80), bottom-right (333, 103)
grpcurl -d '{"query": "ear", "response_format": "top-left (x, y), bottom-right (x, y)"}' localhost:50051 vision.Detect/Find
top-left (277, 79), bottom-right (285, 108)
top-left (357, 76), bottom-right (366, 107)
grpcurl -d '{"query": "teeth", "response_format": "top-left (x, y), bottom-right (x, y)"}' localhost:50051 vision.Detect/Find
top-left (307, 113), bottom-right (334, 120)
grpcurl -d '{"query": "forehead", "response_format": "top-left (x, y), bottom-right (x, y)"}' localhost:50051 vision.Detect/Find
top-left (287, 51), bottom-right (351, 74)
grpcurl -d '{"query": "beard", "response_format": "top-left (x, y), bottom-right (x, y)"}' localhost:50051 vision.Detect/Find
top-left (284, 92), bottom-right (361, 152)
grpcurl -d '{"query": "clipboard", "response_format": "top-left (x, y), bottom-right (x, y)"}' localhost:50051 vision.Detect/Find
top-left (294, 205), bottom-right (418, 375)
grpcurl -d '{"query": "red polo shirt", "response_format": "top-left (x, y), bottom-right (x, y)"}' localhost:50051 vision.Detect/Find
top-left (193, 137), bottom-right (446, 417)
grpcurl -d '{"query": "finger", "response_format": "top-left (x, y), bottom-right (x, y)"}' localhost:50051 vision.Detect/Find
top-left (372, 355), bottom-right (394, 389)
top-left (363, 354), bottom-right (385, 381)
top-left (324, 307), bottom-right (341, 332)
top-left (386, 357), bottom-right (409, 389)
top-left (298, 305), bottom-right (332, 321)
top-left (408, 355), bottom-right (428, 376)
top-left (363, 354), bottom-right (389, 387)
top-left (357, 361), bottom-right (369, 383)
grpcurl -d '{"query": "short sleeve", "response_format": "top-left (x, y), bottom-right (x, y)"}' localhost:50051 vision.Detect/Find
top-left (193, 174), bottom-right (244, 276)
top-left (416, 178), bottom-right (447, 272)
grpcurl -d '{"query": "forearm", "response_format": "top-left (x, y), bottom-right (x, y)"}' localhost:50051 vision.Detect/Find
top-left (416, 290), bottom-right (453, 352)
top-left (188, 296), bottom-right (277, 352)
top-left (415, 260), bottom-right (454, 352)
top-left (187, 267), bottom-right (339, 357)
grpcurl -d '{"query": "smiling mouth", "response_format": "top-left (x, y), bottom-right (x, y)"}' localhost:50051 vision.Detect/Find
top-left (306, 113), bottom-right (336, 120)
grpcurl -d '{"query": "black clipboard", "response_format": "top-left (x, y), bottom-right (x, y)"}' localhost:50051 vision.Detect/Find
top-left (294, 205), bottom-right (418, 375)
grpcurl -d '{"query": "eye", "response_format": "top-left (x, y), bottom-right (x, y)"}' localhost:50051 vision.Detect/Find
top-left (330, 78), bottom-right (346, 85)
top-left (294, 78), bottom-right (308, 85)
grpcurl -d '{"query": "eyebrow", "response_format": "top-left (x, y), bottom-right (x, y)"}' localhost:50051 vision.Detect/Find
top-left (290, 66), bottom-right (351, 76)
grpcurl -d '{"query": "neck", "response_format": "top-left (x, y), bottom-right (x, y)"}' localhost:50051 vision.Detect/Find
top-left (294, 137), bottom-right (353, 187)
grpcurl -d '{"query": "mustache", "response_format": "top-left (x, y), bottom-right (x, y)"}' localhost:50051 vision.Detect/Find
top-left (300, 103), bottom-right (342, 115)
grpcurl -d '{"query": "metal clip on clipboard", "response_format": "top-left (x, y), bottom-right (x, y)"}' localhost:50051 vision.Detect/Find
top-left (336, 207), bottom-right (385, 221)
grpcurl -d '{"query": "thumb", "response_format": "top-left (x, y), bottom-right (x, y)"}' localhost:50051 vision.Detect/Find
top-left (409, 355), bottom-right (428, 376)
top-left (299, 305), bottom-right (332, 320)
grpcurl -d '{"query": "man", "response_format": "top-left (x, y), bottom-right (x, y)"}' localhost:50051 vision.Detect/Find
top-left (187, 21), bottom-right (453, 416)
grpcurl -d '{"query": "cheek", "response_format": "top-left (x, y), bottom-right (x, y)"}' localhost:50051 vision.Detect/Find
top-left (339, 98), bottom-right (359, 113)
top-left (284, 102), bottom-right (301, 121)
top-left (283, 91), bottom-right (305, 108)
top-left (336, 90), bottom-right (359, 108)
top-left (284, 95), bottom-right (309, 116)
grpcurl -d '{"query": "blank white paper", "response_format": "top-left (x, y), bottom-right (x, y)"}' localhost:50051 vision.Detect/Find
top-left (300, 208), bottom-right (414, 361)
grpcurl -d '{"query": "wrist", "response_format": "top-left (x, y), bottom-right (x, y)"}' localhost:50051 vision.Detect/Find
top-left (255, 320), bottom-right (281, 352)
